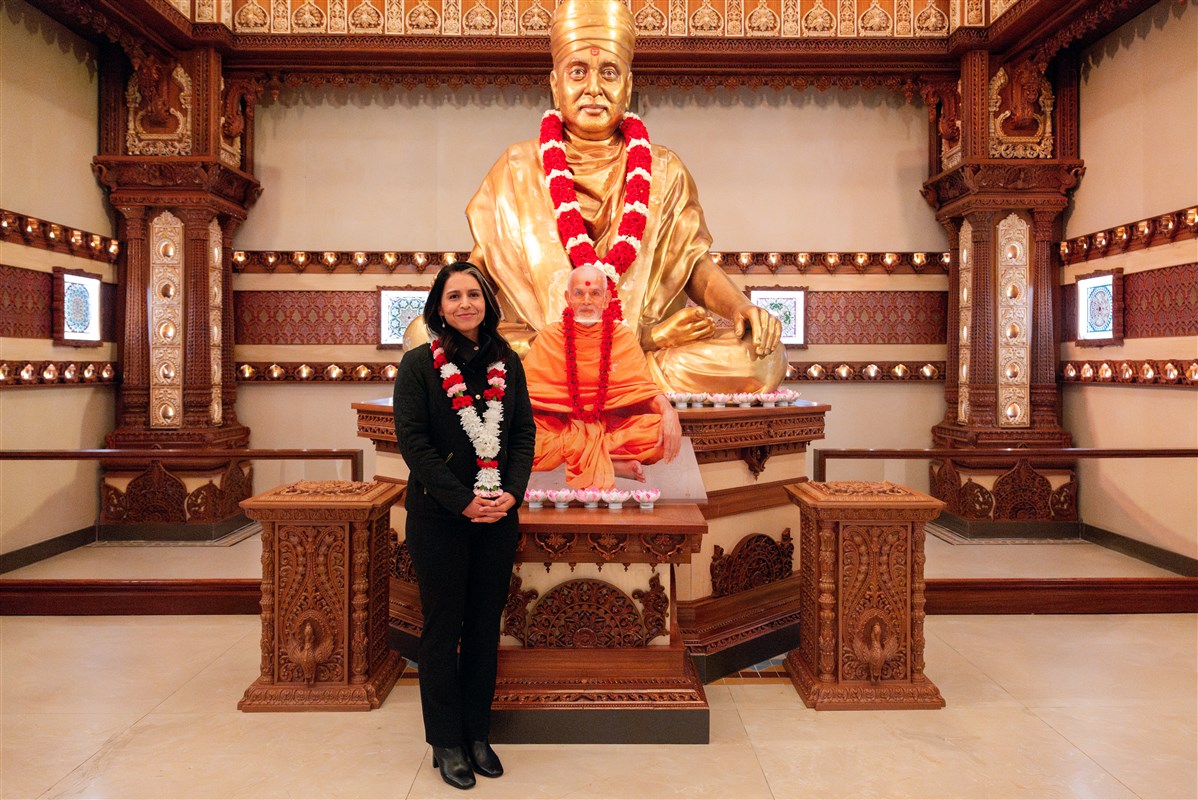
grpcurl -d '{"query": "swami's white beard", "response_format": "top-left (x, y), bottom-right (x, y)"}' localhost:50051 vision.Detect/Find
top-left (573, 312), bottom-right (602, 325)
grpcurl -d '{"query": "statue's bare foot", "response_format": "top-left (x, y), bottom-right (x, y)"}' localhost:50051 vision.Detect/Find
top-left (613, 460), bottom-right (646, 482)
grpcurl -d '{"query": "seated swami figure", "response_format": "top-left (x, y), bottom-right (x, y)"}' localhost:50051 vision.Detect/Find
top-left (524, 265), bottom-right (681, 489)
top-left (465, 0), bottom-right (787, 394)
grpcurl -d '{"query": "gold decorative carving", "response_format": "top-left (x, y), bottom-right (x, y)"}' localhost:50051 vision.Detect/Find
top-left (349, 0), bottom-right (384, 30)
top-left (149, 210), bottom-right (184, 429)
top-left (126, 60), bottom-right (192, 156)
top-left (996, 212), bottom-right (1030, 427)
top-left (634, 0), bottom-right (665, 34)
top-left (443, 0), bottom-right (461, 35)
top-left (293, 1), bottom-right (326, 29)
top-left (690, 0), bottom-right (722, 34)
top-left (745, 0), bottom-right (777, 35)
top-left (802, 0), bottom-right (833, 35)
top-left (956, 218), bottom-right (972, 425)
top-left (837, 0), bottom-right (855, 36)
top-left (463, 0), bottom-right (496, 33)
top-left (726, 0), bottom-right (743, 36)
top-left (989, 63), bottom-right (1055, 159)
top-left (407, 0), bottom-right (439, 31)
top-left (208, 218), bottom-right (223, 425)
top-left (914, 0), bottom-right (947, 34)
top-left (859, 0), bottom-right (891, 35)
top-left (522, 0), bottom-right (551, 31)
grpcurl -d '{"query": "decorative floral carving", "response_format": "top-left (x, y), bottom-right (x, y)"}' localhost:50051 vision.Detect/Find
top-left (276, 523), bottom-right (347, 683)
top-left (293, 2), bottom-right (327, 29)
top-left (840, 524), bottom-right (908, 683)
top-left (710, 529), bottom-right (794, 597)
top-left (632, 0), bottom-right (670, 33)
top-left (126, 60), bottom-right (192, 156)
top-left (690, 0), bottom-right (722, 33)
top-left (745, 0), bottom-right (777, 35)
top-left (349, 0), bottom-right (384, 30)
top-left (802, 0), bottom-right (834, 34)
top-left (914, 0), bottom-right (947, 34)
top-left (463, 0), bottom-right (496, 33)
top-left (989, 62), bottom-right (1055, 159)
top-left (859, 0), bottom-right (891, 35)
top-left (521, 0), bottom-right (551, 31)
top-left (516, 578), bottom-right (665, 648)
top-left (407, 0), bottom-right (439, 31)
top-left (502, 573), bottom-right (539, 639)
top-left (236, 0), bottom-right (269, 29)
top-left (392, 537), bottom-right (416, 581)
top-left (991, 459), bottom-right (1052, 520)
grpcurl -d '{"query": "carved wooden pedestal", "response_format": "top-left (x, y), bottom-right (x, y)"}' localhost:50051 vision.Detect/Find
top-left (784, 481), bottom-right (945, 711)
top-left (238, 480), bottom-right (405, 712)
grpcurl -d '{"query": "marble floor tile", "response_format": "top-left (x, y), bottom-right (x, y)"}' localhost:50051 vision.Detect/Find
top-left (0, 713), bottom-right (141, 800)
top-left (929, 614), bottom-right (1198, 708)
top-left (1032, 704), bottom-right (1198, 800)
top-left (0, 616), bottom-right (252, 716)
top-left (405, 743), bottom-right (772, 800)
top-left (43, 710), bottom-right (430, 799)
top-left (923, 536), bottom-right (1177, 579)
top-left (748, 707), bottom-right (1137, 799)
top-left (0, 536), bottom-right (263, 580)
top-left (920, 630), bottom-right (1022, 709)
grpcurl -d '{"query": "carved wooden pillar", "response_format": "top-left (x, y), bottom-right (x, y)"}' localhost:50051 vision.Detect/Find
top-left (921, 48), bottom-right (1084, 535)
top-left (91, 41), bottom-right (262, 539)
top-left (785, 481), bottom-right (945, 710)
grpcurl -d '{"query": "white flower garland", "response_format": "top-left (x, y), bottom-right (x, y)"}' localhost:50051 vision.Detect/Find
top-left (433, 341), bottom-right (506, 498)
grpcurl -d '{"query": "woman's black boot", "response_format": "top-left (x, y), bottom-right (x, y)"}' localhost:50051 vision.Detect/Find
top-left (466, 739), bottom-right (504, 778)
top-left (432, 746), bottom-right (476, 790)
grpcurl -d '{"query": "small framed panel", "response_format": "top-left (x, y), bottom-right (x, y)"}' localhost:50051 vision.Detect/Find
top-left (749, 286), bottom-right (807, 346)
top-left (378, 286), bottom-right (429, 349)
top-left (1074, 268), bottom-right (1124, 347)
top-left (52, 267), bottom-right (103, 347)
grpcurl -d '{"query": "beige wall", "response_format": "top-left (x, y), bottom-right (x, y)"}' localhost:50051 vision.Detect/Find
top-left (1, 0), bottom-right (115, 558)
top-left (1061, 0), bottom-right (1198, 560)
top-left (237, 84), bottom-right (945, 251)
top-left (0, 0), bottom-right (110, 233)
top-left (1066, 0), bottom-right (1198, 236)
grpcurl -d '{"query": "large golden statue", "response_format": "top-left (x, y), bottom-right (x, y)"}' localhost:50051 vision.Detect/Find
top-left (465, 0), bottom-right (786, 394)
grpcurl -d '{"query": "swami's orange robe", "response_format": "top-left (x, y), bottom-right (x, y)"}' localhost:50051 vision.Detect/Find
top-left (524, 320), bottom-right (664, 489)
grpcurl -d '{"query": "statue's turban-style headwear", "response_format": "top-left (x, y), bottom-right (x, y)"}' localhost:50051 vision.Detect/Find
top-left (549, 0), bottom-right (636, 66)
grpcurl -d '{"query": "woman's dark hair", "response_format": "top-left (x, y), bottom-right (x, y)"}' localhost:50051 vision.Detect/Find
top-left (423, 262), bottom-right (511, 364)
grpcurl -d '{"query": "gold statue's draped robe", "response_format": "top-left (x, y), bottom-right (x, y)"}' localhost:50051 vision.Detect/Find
top-left (466, 135), bottom-right (786, 393)
top-left (524, 320), bottom-right (663, 489)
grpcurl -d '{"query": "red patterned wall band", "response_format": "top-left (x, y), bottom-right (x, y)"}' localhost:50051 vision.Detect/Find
top-left (0, 209), bottom-right (120, 264)
top-left (235, 290), bottom-right (378, 345)
top-left (806, 291), bottom-right (945, 344)
top-left (1059, 205), bottom-right (1198, 266)
top-left (0, 264), bottom-right (116, 342)
top-left (231, 249), bottom-right (951, 276)
top-left (234, 290), bottom-right (947, 345)
top-left (1063, 263), bottom-right (1198, 341)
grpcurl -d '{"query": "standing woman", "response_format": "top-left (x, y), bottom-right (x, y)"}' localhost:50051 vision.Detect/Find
top-left (393, 262), bottom-right (535, 791)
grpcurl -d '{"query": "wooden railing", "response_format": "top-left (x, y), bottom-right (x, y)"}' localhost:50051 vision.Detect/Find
top-left (813, 447), bottom-right (1198, 482)
top-left (0, 448), bottom-right (365, 482)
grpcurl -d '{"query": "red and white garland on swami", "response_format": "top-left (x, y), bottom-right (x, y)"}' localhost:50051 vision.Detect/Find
top-left (433, 339), bottom-right (507, 498)
top-left (539, 109), bottom-right (651, 422)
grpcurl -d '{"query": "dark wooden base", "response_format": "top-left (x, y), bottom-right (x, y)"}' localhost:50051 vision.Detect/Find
top-left (0, 525), bottom-right (95, 574)
top-left (1082, 524), bottom-right (1198, 577)
top-left (238, 650), bottom-right (405, 712)
top-left (785, 650), bottom-right (945, 711)
top-left (492, 706), bottom-right (709, 744)
top-left (936, 511), bottom-right (1080, 540)
top-left (679, 574), bottom-right (803, 683)
top-left (490, 648), bottom-right (709, 744)
top-left (689, 621), bottom-right (800, 684)
top-left (925, 577), bottom-right (1198, 614)
top-left (96, 513), bottom-right (252, 542)
top-left (0, 578), bottom-right (261, 614)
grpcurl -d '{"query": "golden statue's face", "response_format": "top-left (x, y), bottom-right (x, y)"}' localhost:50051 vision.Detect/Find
top-left (550, 44), bottom-right (632, 142)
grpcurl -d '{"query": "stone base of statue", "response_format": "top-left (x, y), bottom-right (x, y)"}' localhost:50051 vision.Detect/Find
top-left (238, 480), bottom-right (405, 712)
top-left (783, 481), bottom-right (946, 711)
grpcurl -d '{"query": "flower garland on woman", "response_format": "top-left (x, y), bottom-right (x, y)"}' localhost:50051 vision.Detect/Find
top-left (539, 109), bottom-right (651, 422)
top-left (433, 340), bottom-right (507, 498)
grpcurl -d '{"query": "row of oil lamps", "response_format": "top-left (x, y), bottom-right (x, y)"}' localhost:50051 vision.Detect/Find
top-left (234, 362), bottom-right (944, 382)
top-left (236, 363), bottom-right (400, 381)
top-left (229, 249), bottom-right (954, 272)
top-left (1061, 360), bottom-right (1198, 384)
top-left (1059, 207), bottom-right (1198, 264)
top-left (0, 210), bottom-right (120, 261)
top-left (0, 362), bottom-right (116, 385)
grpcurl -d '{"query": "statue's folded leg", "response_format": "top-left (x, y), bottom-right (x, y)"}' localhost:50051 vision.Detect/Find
top-left (532, 414), bottom-right (566, 472)
top-left (646, 329), bottom-right (787, 394)
top-left (606, 413), bottom-right (664, 465)
top-left (534, 416), bottom-right (613, 488)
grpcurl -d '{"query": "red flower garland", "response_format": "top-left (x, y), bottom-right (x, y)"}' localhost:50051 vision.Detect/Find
top-left (562, 306), bottom-right (618, 423)
top-left (540, 110), bottom-right (652, 324)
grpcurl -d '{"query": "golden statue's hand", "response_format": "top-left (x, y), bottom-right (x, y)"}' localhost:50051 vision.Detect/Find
top-left (647, 307), bottom-right (716, 351)
top-left (732, 303), bottom-right (782, 357)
